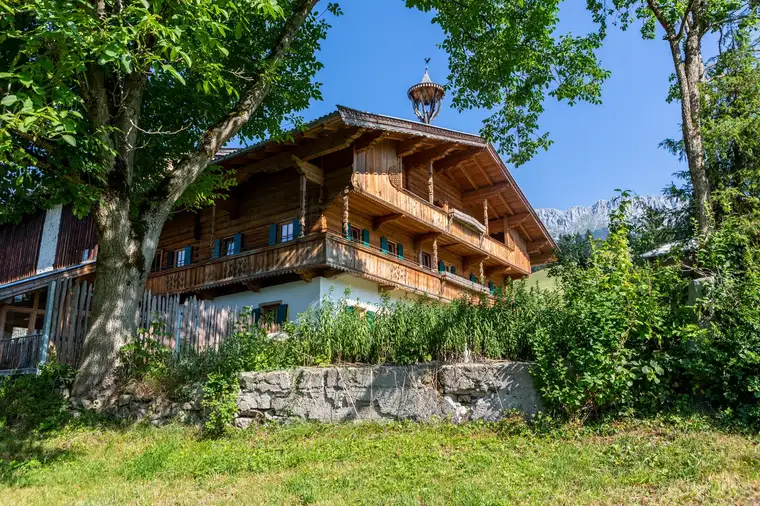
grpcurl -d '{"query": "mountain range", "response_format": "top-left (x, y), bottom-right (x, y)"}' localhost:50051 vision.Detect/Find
top-left (535, 196), bottom-right (681, 239)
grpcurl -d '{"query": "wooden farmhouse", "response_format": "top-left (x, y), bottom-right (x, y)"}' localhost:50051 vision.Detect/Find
top-left (0, 71), bottom-right (556, 359)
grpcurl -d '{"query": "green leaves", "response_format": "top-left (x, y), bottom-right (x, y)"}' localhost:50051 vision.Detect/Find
top-left (407, 0), bottom-right (607, 166)
top-left (1, 94), bottom-right (17, 106)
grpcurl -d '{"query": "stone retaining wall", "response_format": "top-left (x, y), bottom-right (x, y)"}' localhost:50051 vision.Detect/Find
top-left (235, 362), bottom-right (540, 427)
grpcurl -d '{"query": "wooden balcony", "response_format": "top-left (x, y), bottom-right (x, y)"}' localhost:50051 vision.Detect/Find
top-left (351, 174), bottom-right (531, 273)
top-left (146, 233), bottom-right (490, 301)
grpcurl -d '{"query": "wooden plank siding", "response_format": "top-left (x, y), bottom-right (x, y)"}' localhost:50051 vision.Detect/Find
top-left (147, 233), bottom-right (490, 301)
top-left (351, 173), bottom-right (531, 274)
top-left (0, 211), bottom-right (45, 284)
top-left (54, 206), bottom-right (98, 269)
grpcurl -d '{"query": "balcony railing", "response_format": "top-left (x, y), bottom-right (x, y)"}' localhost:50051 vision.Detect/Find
top-left (351, 174), bottom-right (531, 273)
top-left (0, 333), bottom-right (42, 374)
top-left (147, 233), bottom-right (491, 300)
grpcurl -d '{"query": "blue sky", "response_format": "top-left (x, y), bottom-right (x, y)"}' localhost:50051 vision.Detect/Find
top-left (300, 1), bottom-right (685, 210)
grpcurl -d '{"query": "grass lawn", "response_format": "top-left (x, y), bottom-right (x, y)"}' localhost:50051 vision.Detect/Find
top-left (527, 268), bottom-right (558, 291)
top-left (1, 417), bottom-right (758, 505)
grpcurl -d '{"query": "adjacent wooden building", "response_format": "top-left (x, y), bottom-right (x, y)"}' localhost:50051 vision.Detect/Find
top-left (0, 105), bottom-right (556, 346)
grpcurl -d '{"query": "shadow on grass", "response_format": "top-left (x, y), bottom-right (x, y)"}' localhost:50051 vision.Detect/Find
top-left (0, 410), bottom-right (141, 486)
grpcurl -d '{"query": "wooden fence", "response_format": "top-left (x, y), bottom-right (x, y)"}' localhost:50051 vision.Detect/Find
top-left (0, 282), bottom-right (259, 373)
top-left (138, 289), bottom-right (255, 355)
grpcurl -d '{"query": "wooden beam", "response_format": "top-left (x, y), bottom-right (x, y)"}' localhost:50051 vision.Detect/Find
top-left (245, 280), bottom-right (261, 292)
top-left (413, 232), bottom-right (441, 252)
top-left (372, 213), bottom-right (404, 231)
top-left (488, 218), bottom-right (505, 234)
top-left (507, 212), bottom-right (531, 227)
top-left (462, 255), bottom-right (488, 272)
top-left (462, 182), bottom-right (510, 206)
top-left (527, 240), bottom-right (550, 254)
top-left (530, 253), bottom-right (556, 265)
top-left (397, 137), bottom-right (426, 157)
top-left (485, 266), bottom-right (513, 278)
top-left (433, 147), bottom-right (484, 173)
top-left (293, 156), bottom-right (324, 186)
top-left (354, 131), bottom-right (387, 153)
top-left (296, 269), bottom-right (316, 283)
top-left (404, 143), bottom-right (459, 171)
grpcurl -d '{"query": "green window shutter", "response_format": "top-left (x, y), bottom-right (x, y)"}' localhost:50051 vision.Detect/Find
top-left (396, 244), bottom-right (404, 259)
top-left (438, 260), bottom-right (445, 273)
top-left (292, 219), bottom-right (301, 239)
top-left (488, 281), bottom-right (495, 294)
top-left (346, 223), bottom-right (352, 240)
top-left (233, 233), bottom-right (242, 254)
top-left (253, 308), bottom-right (261, 323)
top-left (450, 266), bottom-right (456, 275)
top-left (183, 246), bottom-right (193, 265)
top-left (380, 237), bottom-right (389, 253)
top-left (470, 273), bottom-right (477, 283)
top-left (212, 239), bottom-right (221, 259)
top-left (362, 229), bottom-right (370, 246)
top-left (268, 224), bottom-right (277, 245)
top-left (366, 311), bottom-right (375, 331)
top-left (276, 304), bottom-right (289, 324)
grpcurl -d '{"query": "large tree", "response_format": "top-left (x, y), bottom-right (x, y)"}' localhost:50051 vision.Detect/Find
top-left (587, 0), bottom-right (759, 235)
top-left (0, 0), bottom-right (331, 395)
top-left (0, 0), bottom-right (611, 395)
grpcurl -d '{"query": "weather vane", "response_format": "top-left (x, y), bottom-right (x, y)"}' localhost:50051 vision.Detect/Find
top-left (407, 58), bottom-right (445, 124)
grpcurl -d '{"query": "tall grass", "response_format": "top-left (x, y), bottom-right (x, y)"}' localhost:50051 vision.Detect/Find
top-left (245, 281), bottom-right (561, 370)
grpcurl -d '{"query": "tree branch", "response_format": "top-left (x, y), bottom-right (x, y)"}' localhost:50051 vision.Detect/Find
top-left (647, 0), bottom-right (676, 39)
top-left (162, 0), bottom-right (319, 212)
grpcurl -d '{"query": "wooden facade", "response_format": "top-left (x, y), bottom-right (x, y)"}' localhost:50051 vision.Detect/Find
top-left (0, 210), bottom-right (45, 285)
top-left (1, 106), bottom-right (556, 313)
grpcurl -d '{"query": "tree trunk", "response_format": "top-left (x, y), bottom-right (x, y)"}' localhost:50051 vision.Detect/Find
top-left (71, 196), bottom-right (164, 398)
top-left (71, 0), bottom-right (319, 396)
top-left (667, 10), bottom-right (713, 235)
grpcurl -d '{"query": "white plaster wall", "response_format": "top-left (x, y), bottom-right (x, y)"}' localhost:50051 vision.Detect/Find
top-left (318, 274), bottom-right (408, 312)
top-left (211, 279), bottom-right (322, 322)
top-left (210, 274), bottom-right (410, 322)
top-left (36, 205), bottom-right (62, 274)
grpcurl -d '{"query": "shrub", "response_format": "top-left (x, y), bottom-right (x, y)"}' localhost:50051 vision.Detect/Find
top-left (0, 358), bottom-right (76, 432)
top-left (531, 197), bottom-right (692, 419)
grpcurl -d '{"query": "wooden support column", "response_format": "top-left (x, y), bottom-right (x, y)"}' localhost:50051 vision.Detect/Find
top-left (432, 237), bottom-right (439, 268)
top-left (479, 261), bottom-right (485, 285)
top-left (27, 291), bottom-right (40, 335)
top-left (39, 281), bottom-right (56, 367)
top-left (0, 305), bottom-right (6, 340)
top-left (428, 162), bottom-right (434, 204)
top-left (342, 187), bottom-right (350, 237)
top-left (483, 200), bottom-right (489, 235)
top-left (299, 174), bottom-right (307, 238)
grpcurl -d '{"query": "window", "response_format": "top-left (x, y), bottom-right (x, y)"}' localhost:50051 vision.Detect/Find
top-left (175, 248), bottom-right (188, 267)
top-left (387, 241), bottom-right (397, 257)
top-left (421, 252), bottom-right (432, 269)
top-left (349, 226), bottom-right (361, 243)
top-left (81, 248), bottom-right (91, 262)
top-left (222, 237), bottom-right (236, 256)
top-left (151, 250), bottom-right (163, 272)
top-left (280, 222), bottom-right (294, 243)
top-left (256, 301), bottom-right (288, 332)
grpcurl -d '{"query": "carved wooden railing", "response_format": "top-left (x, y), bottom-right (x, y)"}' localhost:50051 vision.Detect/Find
top-left (147, 233), bottom-right (490, 300)
top-left (351, 174), bottom-right (531, 273)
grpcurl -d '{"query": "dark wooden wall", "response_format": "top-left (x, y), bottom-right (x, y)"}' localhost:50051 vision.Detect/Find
top-left (55, 206), bottom-right (98, 269)
top-left (156, 148), bottom-right (354, 268)
top-left (0, 211), bottom-right (45, 285)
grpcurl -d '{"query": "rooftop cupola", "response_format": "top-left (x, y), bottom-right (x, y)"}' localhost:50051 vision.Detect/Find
top-left (407, 58), bottom-right (445, 124)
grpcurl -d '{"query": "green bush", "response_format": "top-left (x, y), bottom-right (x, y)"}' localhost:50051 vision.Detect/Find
top-left (678, 213), bottom-right (760, 427)
top-left (531, 197), bottom-right (692, 419)
top-left (0, 358), bottom-right (76, 432)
